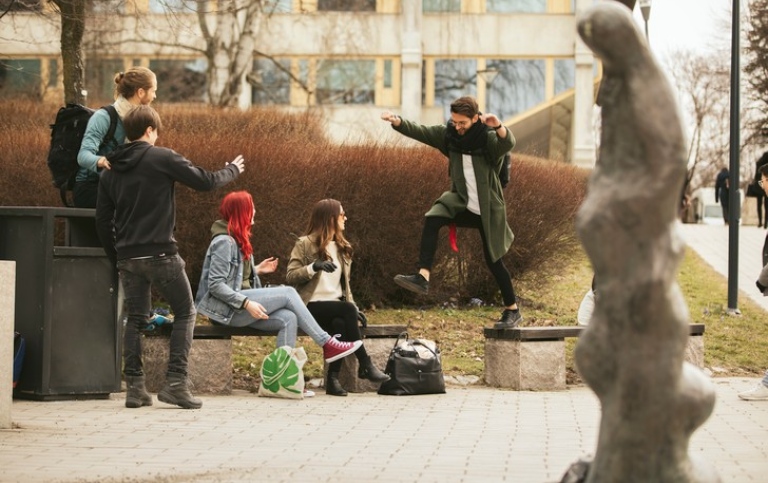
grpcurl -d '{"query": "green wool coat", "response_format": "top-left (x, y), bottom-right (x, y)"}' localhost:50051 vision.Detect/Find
top-left (394, 119), bottom-right (515, 263)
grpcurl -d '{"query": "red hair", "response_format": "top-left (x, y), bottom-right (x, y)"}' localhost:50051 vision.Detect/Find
top-left (219, 191), bottom-right (254, 260)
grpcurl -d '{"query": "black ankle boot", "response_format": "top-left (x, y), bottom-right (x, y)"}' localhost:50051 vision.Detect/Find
top-left (358, 357), bottom-right (390, 383)
top-left (326, 373), bottom-right (348, 396)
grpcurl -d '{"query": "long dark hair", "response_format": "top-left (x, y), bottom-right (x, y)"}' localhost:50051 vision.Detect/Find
top-left (304, 199), bottom-right (353, 261)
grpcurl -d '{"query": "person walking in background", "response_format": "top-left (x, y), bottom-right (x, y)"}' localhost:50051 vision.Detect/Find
top-left (95, 105), bottom-right (243, 410)
top-left (741, 164), bottom-right (768, 401)
top-left (76, 66), bottom-right (157, 208)
top-left (195, 192), bottom-right (363, 377)
top-left (715, 167), bottom-right (730, 225)
top-left (754, 152), bottom-right (768, 228)
top-left (286, 199), bottom-right (389, 397)
top-left (380, 96), bottom-right (522, 329)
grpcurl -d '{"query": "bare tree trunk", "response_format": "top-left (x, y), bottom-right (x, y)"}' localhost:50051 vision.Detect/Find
top-left (52, 0), bottom-right (86, 105)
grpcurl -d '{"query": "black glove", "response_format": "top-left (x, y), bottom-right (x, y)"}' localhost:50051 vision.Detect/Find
top-left (312, 260), bottom-right (337, 273)
top-left (357, 311), bottom-right (368, 328)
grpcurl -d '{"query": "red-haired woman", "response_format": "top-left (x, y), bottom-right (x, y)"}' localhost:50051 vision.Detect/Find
top-left (195, 191), bottom-right (361, 366)
top-left (286, 199), bottom-right (389, 396)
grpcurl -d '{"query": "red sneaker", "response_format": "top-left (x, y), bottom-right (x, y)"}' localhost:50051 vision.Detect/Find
top-left (323, 335), bottom-right (362, 362)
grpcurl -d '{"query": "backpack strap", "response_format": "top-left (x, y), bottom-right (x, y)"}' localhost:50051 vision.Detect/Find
top-left (99, 105), bottom-right (119, 152)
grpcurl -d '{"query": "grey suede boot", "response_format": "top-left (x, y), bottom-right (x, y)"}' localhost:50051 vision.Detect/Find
top-left (157, 372), bottom-right (202, 409)
top-left (125, 375), bottom-right (153, 408)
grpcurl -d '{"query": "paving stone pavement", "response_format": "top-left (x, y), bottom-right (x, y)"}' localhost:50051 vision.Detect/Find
top-left (3, 222), bottom-right (768, 482)
top-left (2, 378), bottom-right (768, 483)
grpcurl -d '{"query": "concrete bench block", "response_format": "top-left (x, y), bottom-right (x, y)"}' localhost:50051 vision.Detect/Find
top-left (484, 339), bottom-right (566, 391)
top-left (333, 337), bottom-right (395, 393)
top-left (142, 336), bottom-right (233, 395)
top-left (685, 335), bottom-right (704, 369)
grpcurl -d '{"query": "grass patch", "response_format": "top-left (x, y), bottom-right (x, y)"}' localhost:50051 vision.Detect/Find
top-left (228, 246), bottom-right (768, 390)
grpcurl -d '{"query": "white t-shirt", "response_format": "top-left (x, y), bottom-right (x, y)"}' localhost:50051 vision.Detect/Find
top-left (309, 242), bottom-right (343, 302)
top-left (462, 153), bottom-right (481, 214)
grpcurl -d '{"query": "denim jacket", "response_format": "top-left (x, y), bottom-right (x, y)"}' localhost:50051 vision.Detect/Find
top-left (195, 234), bottom-right (260, 324)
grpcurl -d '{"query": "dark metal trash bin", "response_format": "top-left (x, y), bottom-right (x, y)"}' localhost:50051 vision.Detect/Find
top-left (0, 207), bottom-right (120, 400)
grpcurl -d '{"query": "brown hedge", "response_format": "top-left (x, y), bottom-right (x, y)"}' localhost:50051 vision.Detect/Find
top-left (0, 100), bottom-right (588, 308)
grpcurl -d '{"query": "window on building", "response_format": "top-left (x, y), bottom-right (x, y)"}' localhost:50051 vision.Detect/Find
top-left (149, 58), bottom-right (207, 103)
top-left (428, 59), bottom-right (476, 118)
top-left (316, 60), bottom-right (375, 105)
top-left (317, 0), bottom-right (375, 11)
top-left (47, 58), bottom-right (58, 88)
top-left (383, 60), bottom-right (393, 89)
top-left (266, 0), bottom-right (292, 13)
top-left (0, 0), bottom-right (42, 12)
top-left (487, 59), bottom-right (546, 119)
top-left (486, 0), bottom-right (545, 13)
top-left (423, 0), bottom-right (460, 12)
top-left (89, 0), bottom-right (124, 14)
top-left (148, 0), bottom-right (196, 13)
top-left (251, 58), bottom-right (291, 105)
top-left (85, 59), bottom-right (125, 102)
top-left (554, 59), bottom-right (575, 95)
top-left (0, 59), bottom-right (42, 99)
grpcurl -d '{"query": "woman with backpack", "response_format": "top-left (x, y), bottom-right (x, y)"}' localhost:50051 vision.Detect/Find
top-left (74, 66), bottom-right (157, 208)
top-left (286, 199), bottom-right (390, 397)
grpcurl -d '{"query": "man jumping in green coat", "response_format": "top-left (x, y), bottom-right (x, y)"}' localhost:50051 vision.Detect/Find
top-left (381, 96), bottom-right (522, 329)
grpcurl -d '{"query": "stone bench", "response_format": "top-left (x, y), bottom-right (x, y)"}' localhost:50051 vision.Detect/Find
top-left (483, 324), bottom-right (706, 391)
top-left (142, 323), bottom-right (406, 395)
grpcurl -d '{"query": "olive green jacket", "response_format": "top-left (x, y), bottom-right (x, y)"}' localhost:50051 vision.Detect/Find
top-left (394, 119), bottom-right (515, 262)
top-left (286, 235), bottom-right (355, 306)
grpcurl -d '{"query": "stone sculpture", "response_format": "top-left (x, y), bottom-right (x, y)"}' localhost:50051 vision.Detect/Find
top-left (562, 1), bottom-right (720, 481)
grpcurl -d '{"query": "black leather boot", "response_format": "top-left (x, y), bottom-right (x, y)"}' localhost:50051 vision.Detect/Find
top-left (326, 372), bottom-right (348, 396)
top-left (125, 375), bottom-right (153, 408)
top-left (358, 357), bottom-right (390, 383)
top-left (158, 372), bottom-right (202, 409)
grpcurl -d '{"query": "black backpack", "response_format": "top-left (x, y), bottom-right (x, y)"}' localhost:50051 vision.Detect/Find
top-left (47, 103), bottom-right (118, 207)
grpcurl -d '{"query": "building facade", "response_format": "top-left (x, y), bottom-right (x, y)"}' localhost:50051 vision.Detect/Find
top-left (0, 0), bottom-right (597, 166)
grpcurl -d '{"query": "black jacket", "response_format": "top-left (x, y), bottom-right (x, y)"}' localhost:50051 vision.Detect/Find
top-left (95, 141), bottom-right (240, 263)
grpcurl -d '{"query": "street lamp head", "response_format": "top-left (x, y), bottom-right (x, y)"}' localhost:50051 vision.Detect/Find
top-left (638, 0), bottom-right (651, 22)
top-left (477, 68), bottom-right (499, 86)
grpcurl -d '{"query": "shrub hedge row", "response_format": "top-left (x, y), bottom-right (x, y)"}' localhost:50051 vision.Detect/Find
top-left (0, 100), bottom-right (589, 308)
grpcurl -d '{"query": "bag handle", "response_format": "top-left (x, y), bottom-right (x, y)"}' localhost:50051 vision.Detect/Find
top-left (390, 331), bottom-right (409, 351)
top-left (410, 339), bottom-right (438, 358)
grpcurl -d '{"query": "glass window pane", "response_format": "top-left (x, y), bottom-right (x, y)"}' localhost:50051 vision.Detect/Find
top-left (48, 58), bottom-right (58, 88)
top-left (84, 58), bottom-right (123, 102)
top-left (423, 0), bottom-right (460, 12)
top-left (0, 0), bottom-right (42, 12)
top-left (316, 60), bottom-right (375, 105)
top-left (486, 59), bottom-right (545, 119)
top-left (318, 0), bottom-right (375, 11)
top-left (266, 0), bottom-right (292, 13)
top-left (0, 59), bottom-right (41, 98)
top-left (89, 0), bottom-right (124, 14)
top-left (251, 58), bottom-right (291, 105)
top-left (430, 59), bottom-right (476, 119)
top-left (148, 58), bottom-right (207, 103)
top-left (554, 59), bottom-right (575, 95)
top-left (486, 0), bottom-right (545, 13)
top-left (383, 59), bottom-right (393, 89)
top-left (148, 0), bottom-right (197, 13)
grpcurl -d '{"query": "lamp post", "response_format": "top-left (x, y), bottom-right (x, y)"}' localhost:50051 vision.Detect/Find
top-left (727, 0), bottom-right (741, 314)
top-left (638, 0), bottom-right (651, 40)
top-left (477, 67), bottom-right (499, 113)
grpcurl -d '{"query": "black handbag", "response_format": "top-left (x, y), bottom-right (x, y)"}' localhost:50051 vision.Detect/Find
top-left (747, 181), bottom-right (762, 198)
top-left (377, 332), bottom-right (446, 396)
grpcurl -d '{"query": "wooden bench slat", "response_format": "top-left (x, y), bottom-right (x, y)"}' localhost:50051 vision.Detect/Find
top-left (484, 323), bottom-right (705, 341)
top-left (146, 324), bottom-right (407, 339)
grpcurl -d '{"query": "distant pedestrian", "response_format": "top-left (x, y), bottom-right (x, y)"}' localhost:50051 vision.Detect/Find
top-left (754, 152), bottom-right (768, 228)
top-left (715, 167), bottom-right (730, 225)
top-left (741, 164), bottom-right (768, 401)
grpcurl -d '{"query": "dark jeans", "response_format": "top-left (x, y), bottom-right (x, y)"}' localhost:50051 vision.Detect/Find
top-left (758, 193), bottom-right (768, 228)
top-left (419, 211), bottom-right (517, 306)
top-left (73, 179), bottom-right (98, 208)
top-left (117, 254), bottom-right (195, 377)
top-left (307, 300), bottom-right (367, 373)
top-left (719, 188), bottom-right (730, 223)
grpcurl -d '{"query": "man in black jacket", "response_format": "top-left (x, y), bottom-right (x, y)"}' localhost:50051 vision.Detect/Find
top-left (96, 105), bottom-right (244, 409)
